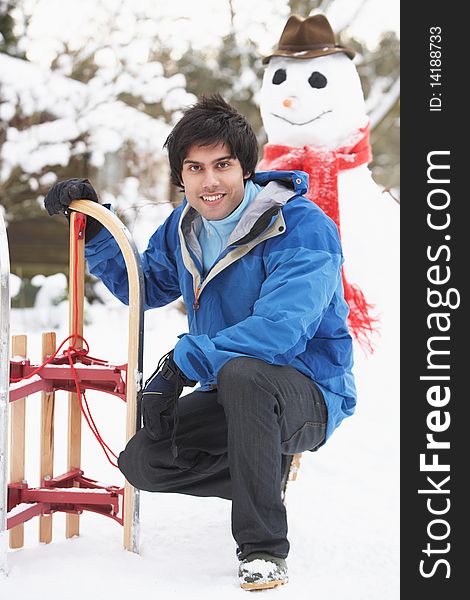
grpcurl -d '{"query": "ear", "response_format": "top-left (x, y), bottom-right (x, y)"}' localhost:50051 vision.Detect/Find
top-left (243, 172), bottom-right (251, 180)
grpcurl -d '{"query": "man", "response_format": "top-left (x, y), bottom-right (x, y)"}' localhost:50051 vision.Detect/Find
top-left (44, 95), bottom-right (356, 591)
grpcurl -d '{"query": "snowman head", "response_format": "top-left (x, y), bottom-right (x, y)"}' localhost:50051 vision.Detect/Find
top-left (260, 53), bottom-right (368, 149)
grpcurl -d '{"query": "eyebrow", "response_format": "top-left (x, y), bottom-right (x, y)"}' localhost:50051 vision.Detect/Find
top-left (183, 155), bottom-right (234, 165)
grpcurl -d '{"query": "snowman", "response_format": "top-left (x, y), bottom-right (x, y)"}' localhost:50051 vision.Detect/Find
top-left (258, 14), bottom-right (399, 352)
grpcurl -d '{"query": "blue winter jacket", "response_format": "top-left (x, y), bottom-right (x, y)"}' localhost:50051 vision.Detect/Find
top-left (85, 170), bottom-right (356, 441)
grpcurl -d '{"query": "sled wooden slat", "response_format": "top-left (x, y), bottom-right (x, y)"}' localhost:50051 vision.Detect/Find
top-left (289, 453), bottom-right (302, 481)
top-left (39, 332), bottom-right (56, 543)
top-left (66, 213), bottom-right (84, 540)
top-left (69, 200), bottom-right (144, 554)
top-left (9, 335), bottom-right (27, 549)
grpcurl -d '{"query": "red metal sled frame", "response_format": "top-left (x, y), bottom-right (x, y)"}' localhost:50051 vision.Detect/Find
top-left (9, 355), bottom-right (128, 403)
top-left (7, 351), bottom-right (128, 530)
top-left (7, 469), bottom-right (124, 530)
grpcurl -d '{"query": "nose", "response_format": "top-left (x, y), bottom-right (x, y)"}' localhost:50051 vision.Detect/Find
top-left (202, 169), bottom-right (220, 189)
top-left (283, 96), bottom-right (296, 108)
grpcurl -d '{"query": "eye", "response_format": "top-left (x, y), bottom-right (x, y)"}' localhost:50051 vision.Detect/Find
top-left (308, 72), bottom-right (327, 89)
top-left (272, 69), bottom-right (286, 85)
top-left (217, 162), bottom-right (230, 168)
top-left (189, 165), bottom-right (201, 172)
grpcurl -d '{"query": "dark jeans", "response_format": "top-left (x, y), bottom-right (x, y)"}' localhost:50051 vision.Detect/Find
top-left (118, 357), bottom-right (328, 559)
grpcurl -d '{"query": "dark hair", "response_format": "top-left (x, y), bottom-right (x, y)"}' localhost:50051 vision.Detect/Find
top-left (163, 94), bottom-right (259, 188)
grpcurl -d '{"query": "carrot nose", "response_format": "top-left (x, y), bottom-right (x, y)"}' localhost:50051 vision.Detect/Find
top-left (283, 97), bottom-right (294, 108)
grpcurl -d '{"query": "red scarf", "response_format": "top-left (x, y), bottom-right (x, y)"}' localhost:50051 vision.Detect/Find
top-left (258, 124), bottom-right (377, 351)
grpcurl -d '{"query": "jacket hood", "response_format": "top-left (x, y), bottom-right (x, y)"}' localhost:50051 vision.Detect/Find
top-left (252, 169), bottom-right (309, 196)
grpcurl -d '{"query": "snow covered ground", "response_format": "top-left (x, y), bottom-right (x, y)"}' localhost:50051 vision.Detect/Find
top-left (2, 196), bottom-right (400, 598)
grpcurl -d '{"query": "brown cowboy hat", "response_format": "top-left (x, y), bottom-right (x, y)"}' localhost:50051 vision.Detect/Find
top-left (262, 13), bottom-right (355, 64)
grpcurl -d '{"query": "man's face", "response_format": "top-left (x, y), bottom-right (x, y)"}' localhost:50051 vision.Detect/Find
top-left (181, 142), bottom-right (250, 221)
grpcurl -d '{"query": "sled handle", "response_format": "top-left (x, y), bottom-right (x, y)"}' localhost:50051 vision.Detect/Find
top-left (68, 200), bottom-right (145, 554)
top-left (0, 209), bottom-right (11, 575)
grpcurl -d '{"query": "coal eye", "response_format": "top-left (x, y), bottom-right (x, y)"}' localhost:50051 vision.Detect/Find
top-left (308, 72), bottom-right (327, 89)
top-left (272, 69), bottom-right (286, 85)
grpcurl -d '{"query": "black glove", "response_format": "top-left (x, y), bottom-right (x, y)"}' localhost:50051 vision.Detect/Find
top-left (141, 351), bottom-right (197, 454)
top-left (44, 178), bottom-right (103, 242)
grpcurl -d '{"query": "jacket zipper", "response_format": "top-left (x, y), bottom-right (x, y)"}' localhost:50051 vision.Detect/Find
top-left (189, 210), bottom-right (285, 311)
top-left (193, 282), bottom-right (202, 310)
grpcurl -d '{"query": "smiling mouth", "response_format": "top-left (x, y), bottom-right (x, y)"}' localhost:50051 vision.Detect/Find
top-left (201, 193), bottom-right (226, 203)
top-left (270, 110), bottom-right (332, 126)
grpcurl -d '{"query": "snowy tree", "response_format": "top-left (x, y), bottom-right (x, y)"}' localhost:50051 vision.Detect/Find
top-left (361, 32), bottom-right (400, 193)
top-left (1, 1), bottom-right (200, 224)
top-left (0, 0), bottom-right (23, 57)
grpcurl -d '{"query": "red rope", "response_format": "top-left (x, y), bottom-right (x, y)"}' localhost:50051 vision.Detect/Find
top-left (10, 334), bottom-right (89, 384)
top-left (65, 343), bottom-right (119, 467)
top-left (11, 213), bottom-right (119, 468)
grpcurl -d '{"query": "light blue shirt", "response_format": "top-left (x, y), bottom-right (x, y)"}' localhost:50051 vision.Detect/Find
top-left (198, 180), bottom-right (262, 275)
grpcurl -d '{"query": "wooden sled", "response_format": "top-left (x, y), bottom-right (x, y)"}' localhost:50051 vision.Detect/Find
top-left (1, 201), bottom-right (144, 575)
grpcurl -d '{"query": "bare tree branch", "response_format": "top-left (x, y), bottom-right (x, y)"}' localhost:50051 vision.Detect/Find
top-left (228, 0), bottom-right (236, 27)
top-left (369, 77), bottom-right (400, 130)
top-left (382, 187), bottom-right (400, 205)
